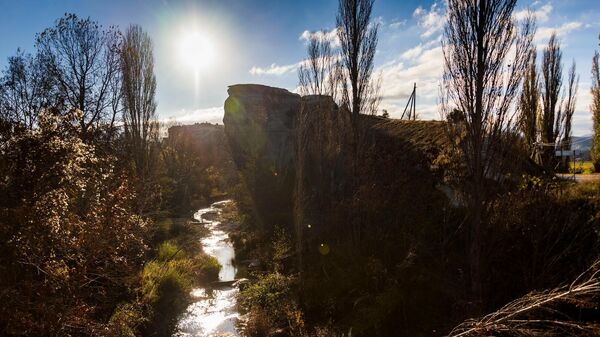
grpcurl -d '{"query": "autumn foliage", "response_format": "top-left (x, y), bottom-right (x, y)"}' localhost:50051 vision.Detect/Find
top-left (0, 110), bottom-right (149, 335)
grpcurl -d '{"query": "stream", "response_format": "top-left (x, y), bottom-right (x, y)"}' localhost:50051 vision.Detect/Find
top-left (173, 200), bottom-right (241, 337)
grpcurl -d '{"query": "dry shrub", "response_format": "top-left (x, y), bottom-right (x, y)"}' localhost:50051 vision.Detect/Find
top-left (244, 308), bottom-right (276, 337)
top-left (448, 260), bottom-right (600, 337)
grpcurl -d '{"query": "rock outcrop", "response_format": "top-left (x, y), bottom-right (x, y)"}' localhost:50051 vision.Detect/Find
top-left (223, 84), bottom-right (301, 227)
top-left (294, 95), bottom-right (354, 256)
top-left (222, 84), bottom-right (453, 258)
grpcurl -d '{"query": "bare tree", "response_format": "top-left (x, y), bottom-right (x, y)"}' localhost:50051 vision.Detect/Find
top-left (298, 31), bottom-right (341, 101)
top-left (36, 13), bottom-right (121, 138)
top-left (441, 0), bottom-right (534, 303)
top-left (592, 47), bottom-right (600, 171)
top-left (120, 24), bottom-right (158, 213)
top-left (0, 50), bottom-right (57, 129)
top-left (518, 49), bottom-right (540, 155)
top-left (561, 61), bottom-right (578, 154)
top-left (538, 35), bottom-right (579, 171)
top-left (539, 34), bottom-right (563, 170)
top-left (336, 0), bottom-right (380, 120)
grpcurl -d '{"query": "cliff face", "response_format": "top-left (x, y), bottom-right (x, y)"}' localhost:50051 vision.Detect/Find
top-left (223, 84), bottom-right (452, 252)
top-left (223, 84), bottom-right (301, 227)
top-left (294, 95), bottom-right (354, 254)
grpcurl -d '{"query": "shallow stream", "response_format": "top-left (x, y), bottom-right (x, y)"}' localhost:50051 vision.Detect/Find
top-left (173, 200), bottom-right (240, 337)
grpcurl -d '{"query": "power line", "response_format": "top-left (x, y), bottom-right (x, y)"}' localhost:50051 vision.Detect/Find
top-left (401, 83), bottom-right (416, 120)
top-left (535, 136), bottom-right (593, 147)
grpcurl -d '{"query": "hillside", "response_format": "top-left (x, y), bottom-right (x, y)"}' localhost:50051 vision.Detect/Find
top-left (220, 84), bottom-right (600, 336)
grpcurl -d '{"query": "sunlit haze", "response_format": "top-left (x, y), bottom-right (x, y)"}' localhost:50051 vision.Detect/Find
top-left (178, 31), bottom-right (216, 71)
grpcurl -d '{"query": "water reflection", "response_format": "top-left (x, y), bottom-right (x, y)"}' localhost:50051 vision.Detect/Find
top-left (174, 200), bottom-right (240, 337)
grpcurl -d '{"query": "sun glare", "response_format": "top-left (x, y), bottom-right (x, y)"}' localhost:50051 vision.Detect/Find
top-left (178, 31), bottom-right (215, 71)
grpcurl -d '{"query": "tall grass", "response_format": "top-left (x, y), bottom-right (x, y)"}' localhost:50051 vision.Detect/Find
top-left (138, 241), bottom-right (221, 336)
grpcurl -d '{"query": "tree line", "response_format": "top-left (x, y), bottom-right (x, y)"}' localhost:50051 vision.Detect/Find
top-left (278, 0), bottom-right (600, 331)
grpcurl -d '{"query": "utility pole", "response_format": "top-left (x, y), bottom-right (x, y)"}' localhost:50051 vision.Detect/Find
top-left (402, 83), bottom-right (417, 120)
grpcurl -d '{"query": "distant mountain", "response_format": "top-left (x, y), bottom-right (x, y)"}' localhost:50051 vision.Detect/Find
top-left (571, 135), bottom-right (593, 152)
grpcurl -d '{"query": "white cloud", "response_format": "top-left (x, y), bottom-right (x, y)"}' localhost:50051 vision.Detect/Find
top-left (400, 38), bottom-right (440, 60)
top-left (374, 16), bottom-right (385, 27)
top-left (160, 106), bottom-right (225, 125)
top-left (514, 3), bottom-right (553, 23)
top-left (573, 84), bottom-right (594, 136)
top-left (413, 2), bottom-right (445, 38)
top-left (536, 21), bottom-right (583, 43)
top-left (413, 6), bottom-right (424, 17)
top-left (401, 45), bottom-right (423, 60)
top-left (389, 20), bottom-right (407, 29)
top-left (251, 28), bottom-right (341, 78)
top-left (249, 62), bottom-right (299, 76)
top-left (378, 44), bottom-right (445, 119)
top-left (299, 28), bottom-right (340, 47)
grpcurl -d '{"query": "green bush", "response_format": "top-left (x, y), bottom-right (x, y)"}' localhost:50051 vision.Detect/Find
top-left (569, 161), bottom-right (595, 174)
top-left (157, 241), bottom-right (185, 262)
top-left (239, 272), bottom-right (308, 336)
top-left (140, 258), bottom-right (193, 337)
top-left (197, 254), bottom-right (221, 282)
top-left (240, 272), bottom-right (294, 316)
top-left (107, 302), bottom-right (147, 337)
top-left (141, 259), bottom-right (193, 305)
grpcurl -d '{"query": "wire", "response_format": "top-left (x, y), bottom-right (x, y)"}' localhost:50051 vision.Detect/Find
top-left (534, 136), bottom-right (593, 148)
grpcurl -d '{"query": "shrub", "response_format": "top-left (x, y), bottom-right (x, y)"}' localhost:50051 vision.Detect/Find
top-left (140, 252), bottom-right (195, 337)
top-left (157, 241), bottom-right (185, 262)
top-left (0, 110), bottom-right (150, 335)
top-left (106, 303), bottom-right (147, 337)
top-left (239, 272), bottom-right (307, 335)
top-left (244, 308), bottom-right (276, 337)
top-left (141, 259), bottom-right (193, 305)
top-left (197, 254), bottom-right (221, 282)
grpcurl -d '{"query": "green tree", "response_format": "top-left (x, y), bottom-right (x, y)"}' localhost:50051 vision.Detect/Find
top-left (0, 50), bottom-right (57, 129)
top-left (539, 34), bottom-right (563, 170)
top-left (539, 34), bottom-right (578, 172)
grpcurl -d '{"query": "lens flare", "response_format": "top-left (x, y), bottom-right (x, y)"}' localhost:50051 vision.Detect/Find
top-left (178, 31), bottom-right (215, 71)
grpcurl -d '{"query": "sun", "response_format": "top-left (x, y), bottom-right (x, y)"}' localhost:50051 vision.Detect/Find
top-left (178, 31), bottom-right (215, 71)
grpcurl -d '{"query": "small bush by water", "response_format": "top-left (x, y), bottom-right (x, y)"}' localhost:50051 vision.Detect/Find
top-left (239, 272), bottom-right (308, 336)
top-left (157, 241), bottom-right (186, 261)
top-left (140, 240), bottom-right (222, 336)
top-left (198, 254), bottom-right (221, 282)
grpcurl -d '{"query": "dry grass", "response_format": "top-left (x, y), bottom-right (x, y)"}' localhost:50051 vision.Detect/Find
top-left (448, 260), bottom-right (600, 337)
top-left (367, 118), bottom-right (449, 151)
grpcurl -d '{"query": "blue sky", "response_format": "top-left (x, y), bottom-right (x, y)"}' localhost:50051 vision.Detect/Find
top-left (0, 0), bottom-right (599, 135)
